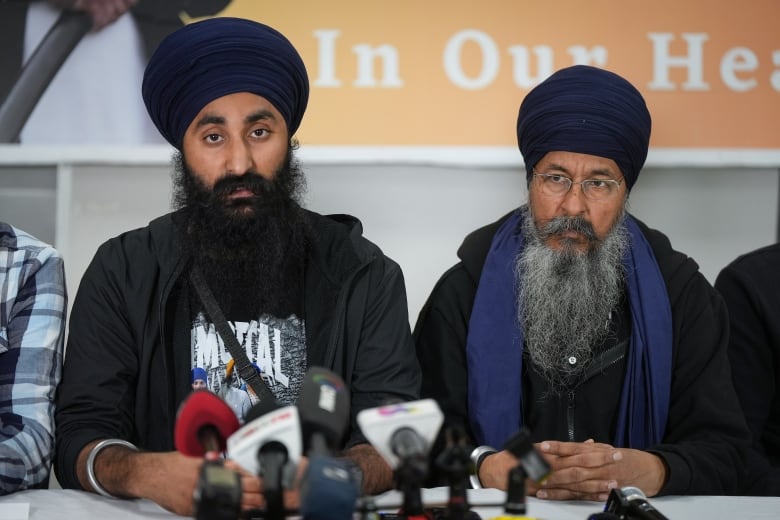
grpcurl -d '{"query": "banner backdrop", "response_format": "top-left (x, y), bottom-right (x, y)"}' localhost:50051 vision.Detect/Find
top-left (2, 0), bottom-right (777, 150)
top-left (212, 0), bottom-right (780, 149)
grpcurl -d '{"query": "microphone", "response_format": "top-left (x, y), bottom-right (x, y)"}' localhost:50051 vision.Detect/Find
top-left (356, 398), bottom-right (444, 469)
top-left (297, 367), bottom-right (360, 520)
top-left (298, 366), bottom-right (351, 455)
top-left (435, 426), bottom-right (480, 520)
top-left (604, 486), bottom-right (670, 520)
top-left (503, 427), bottom-right (551, 484)
top-left (226, 401), bottom-right (302, 476)
top-left (174, 390), bottom-right (240, 456)
top-left (357, 398), bottom-right (444, 516)
top-left (173, 390), bottom-right (242, 520)
top-left (227, 401), bottom-right (302, 520)
top-left (501, 427), bottom-right (551, 516)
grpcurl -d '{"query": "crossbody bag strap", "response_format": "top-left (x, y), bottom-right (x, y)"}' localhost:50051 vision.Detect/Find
top-left (189, 266), bottom-right (276, 403)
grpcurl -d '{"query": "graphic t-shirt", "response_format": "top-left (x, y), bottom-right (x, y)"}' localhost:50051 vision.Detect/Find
top-left (190, 312), bottom-right (307, 422)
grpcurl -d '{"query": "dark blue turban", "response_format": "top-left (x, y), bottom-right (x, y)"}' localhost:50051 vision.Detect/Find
top-left (516, 65), bottom-right (651, 190)
top-left (142, 17), bottom-right (309, 149)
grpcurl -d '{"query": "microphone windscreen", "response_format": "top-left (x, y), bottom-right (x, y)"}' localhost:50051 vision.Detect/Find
top-left (298, 366), bottom-right (350, 453)
top-left (299, 456), bottom-right (360, 520)
top-left (175, 390), bottom-right (240, 456)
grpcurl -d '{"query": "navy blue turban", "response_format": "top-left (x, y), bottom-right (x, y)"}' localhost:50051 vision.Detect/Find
top-left (142, 17), bottom-right (309, 149)
top-left (516, 65), bottom-right (651, 190)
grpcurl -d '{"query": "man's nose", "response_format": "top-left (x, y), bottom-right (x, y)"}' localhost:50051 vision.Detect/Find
top-left (224, 138), bottom-right (255, 175)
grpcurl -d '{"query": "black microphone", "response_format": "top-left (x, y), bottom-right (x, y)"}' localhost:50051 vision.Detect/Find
top-left (297, 367), bottom-right (360, 520)
top-left (502, 427), bottom-right (552, 516)
top-left (604, 486), bottom-right (670, 520)
top-left (298, 366), bottom-right (351, 455)
top-left (434, 426), bottom-right (481, 520)
top-left (503, 427), bottom-right (551, 483)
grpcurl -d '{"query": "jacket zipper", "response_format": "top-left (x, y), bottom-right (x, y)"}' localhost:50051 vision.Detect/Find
top-left (567, 390), bottom-right (576, 441)
top-left (567, 341), bottom-right (628, 442)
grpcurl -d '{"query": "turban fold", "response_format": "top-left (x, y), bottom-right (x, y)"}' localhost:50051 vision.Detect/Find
top-left (516, 65), bottom-right (651, 190)
top-left (142, 17), bottom-right (309, 149)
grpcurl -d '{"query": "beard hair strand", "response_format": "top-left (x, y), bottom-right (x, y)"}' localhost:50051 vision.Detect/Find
top-left (171, 148), bottom-right (309, 313)
top-left (516, 205), bottom-right (629, 394)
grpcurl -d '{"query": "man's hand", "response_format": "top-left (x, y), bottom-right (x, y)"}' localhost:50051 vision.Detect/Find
top-left (528, 440), bottom-right (667, 501)
top-left (224, 455), bottom-right (307, 512)
top-left (130, 451), bottom-right (204, 515)
top-left (477, 450), bottom-right (519, 489)
top-left (343, 443), bottom-right (394, 494)
top-left (78, 442), bottom-right (255, 516)
top-left (48, 0), bottom-right (138, 30)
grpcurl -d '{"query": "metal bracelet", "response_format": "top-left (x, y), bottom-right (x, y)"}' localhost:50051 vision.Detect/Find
top-left (469, 445), bottom-right (497, 489)
top-left (85, 438), bottom-right (139, 498)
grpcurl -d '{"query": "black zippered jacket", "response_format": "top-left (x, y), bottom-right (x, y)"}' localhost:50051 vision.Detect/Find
top-left (414, 210), bottom-right (752, 495)
top-left (55, 210), bottom-right (420, 489)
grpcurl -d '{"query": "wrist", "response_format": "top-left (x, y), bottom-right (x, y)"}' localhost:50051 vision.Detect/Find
top-left (87, 439), bottom-right (139, 498)
top-left (469, 445), bottom-right (497, 489)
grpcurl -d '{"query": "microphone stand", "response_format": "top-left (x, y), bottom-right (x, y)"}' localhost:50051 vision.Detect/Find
top-left (501, 427), bottom-right (552, 518)
top-left (395, 454), bottom-right (428, 519)
top-left (503, 465), bottom-right (528, 515)
top-left (257, 442), bottom-right (289, 520)
top-left (434, 427), bottom-right (480, 520)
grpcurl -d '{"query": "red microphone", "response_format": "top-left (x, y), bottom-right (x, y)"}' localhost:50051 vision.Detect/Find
top-left (175, 390), bottom-right (240, 456)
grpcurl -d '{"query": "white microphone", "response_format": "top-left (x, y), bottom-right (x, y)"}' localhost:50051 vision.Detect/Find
top-left (357, 399), bottom-right (444, 516)
top-left (226, 403), bottom-right (302, 476)
top-left (356, 398), bottom-right (443, 468)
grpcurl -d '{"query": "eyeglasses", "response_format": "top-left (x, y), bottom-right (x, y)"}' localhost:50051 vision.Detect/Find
top-left (532, 170), bottom-right (624, 201)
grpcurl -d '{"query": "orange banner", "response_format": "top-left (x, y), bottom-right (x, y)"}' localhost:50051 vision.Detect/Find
top-left (208, 0), bottom-right (779, 149)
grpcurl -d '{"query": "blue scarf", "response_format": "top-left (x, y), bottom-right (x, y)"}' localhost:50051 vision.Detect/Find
top-left (466, 209), bottom-right (672, 449)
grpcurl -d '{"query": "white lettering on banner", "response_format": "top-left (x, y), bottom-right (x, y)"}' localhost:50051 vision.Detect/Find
top-left (313, 29), bottom-right (403, 88)
top-left (353, 44), bottom-right (404, 87)
top-left (507, 45), bottom-right (554, 88)
top-left (773, 50), bottom-right (780, 91)
top-left (313, 29), bottom-right (342, 87)
top-left (443, 29), bottom-right (500, 90)
top-left (721, 47), bottom-right (758, 92)
top-left (567, 46), bottom-right (609, 68)
top-left (648, 32), bottom-right (710, 91)
top-left (313, 28), bottom-right (780, 94)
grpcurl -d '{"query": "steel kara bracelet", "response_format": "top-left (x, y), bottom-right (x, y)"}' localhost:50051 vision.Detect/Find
top-left (85, 438), bottom-right (139, 498)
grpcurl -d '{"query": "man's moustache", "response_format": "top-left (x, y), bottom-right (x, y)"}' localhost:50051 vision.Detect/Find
top-left (540, 217), bottom-right (598, 241)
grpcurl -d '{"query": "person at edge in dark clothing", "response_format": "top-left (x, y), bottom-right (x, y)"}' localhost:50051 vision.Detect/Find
top-left (54, 17), bottom-right (420, 516)
top-left (414, 65), bottom-right (753, 500)
top-left (716, 243), bottom-right (780, 495)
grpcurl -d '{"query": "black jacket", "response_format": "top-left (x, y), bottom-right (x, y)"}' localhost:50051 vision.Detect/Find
top-left (716, 242), bottom-right (780, 495)
top-left (55, 210), bottom-right (420, 489)
top-left (414, 210), bottom-right (752, 495)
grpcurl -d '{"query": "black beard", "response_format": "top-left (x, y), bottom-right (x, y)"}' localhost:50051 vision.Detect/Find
top-left (172, 148), bottom-right (309, 314)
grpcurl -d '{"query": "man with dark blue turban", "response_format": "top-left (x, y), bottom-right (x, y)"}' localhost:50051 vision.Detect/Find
top-left (54, 17), bottom-right (420, 515)
top-left (415, 65), bottom-right (752, 499)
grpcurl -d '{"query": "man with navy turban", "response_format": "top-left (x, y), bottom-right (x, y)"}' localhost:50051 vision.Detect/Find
top-left (415, 65), bottom-right (751, 499)
top-left (55, 17), bottom-right (420, 515)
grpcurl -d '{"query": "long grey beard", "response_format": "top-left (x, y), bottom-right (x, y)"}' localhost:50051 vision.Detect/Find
top-left (516, 207), bottom-right (629, 393)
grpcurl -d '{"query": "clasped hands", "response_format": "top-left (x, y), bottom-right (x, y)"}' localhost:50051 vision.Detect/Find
top-left (478, 439), bottom-right (667, 501)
